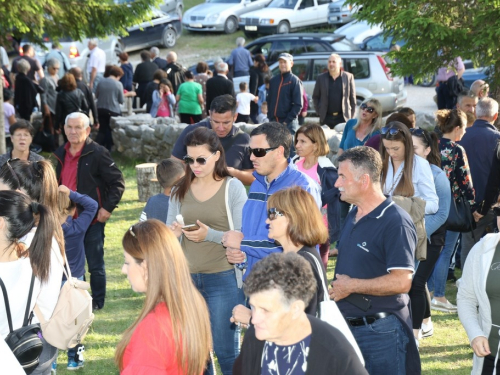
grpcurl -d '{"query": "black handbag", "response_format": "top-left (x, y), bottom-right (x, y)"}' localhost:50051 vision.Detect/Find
top-left (0, 274), bottom-right (43, 374)
top-left (445, 146), bottom-right (477, 233)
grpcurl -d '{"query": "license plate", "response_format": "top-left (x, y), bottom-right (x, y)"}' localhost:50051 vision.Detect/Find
top-left (329, 16), bottom-right (340, 21)
top-left (245, 26), bottom-right (258, 31)
top-left (189, 23), bottom-right (203, 28)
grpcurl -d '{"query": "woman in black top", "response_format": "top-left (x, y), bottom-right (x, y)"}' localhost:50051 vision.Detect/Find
top-left (55, 73), bottom-right (88, 139)
top-left (248, 54), bottom-right (269, 124)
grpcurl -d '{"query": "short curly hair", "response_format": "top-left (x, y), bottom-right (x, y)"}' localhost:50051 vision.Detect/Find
top-left (244, 253), bottom-right (316, 307)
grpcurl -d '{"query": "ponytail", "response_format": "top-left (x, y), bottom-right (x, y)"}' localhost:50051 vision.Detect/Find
top-left (29, 203), bottom-right (55, 283)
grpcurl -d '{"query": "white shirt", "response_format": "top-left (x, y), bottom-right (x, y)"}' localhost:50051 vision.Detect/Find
top-left (87, 46), bottom-right (106, 74)
top-left (236, 92), bottom-right (255, 116)
top-left (383, 154), bottom-right (439, 214)
top-left (0, 46), bottom-right (9, 68)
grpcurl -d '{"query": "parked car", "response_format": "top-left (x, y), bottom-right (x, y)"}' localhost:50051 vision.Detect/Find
top-left (239, 0), bottom-right (332, 37)
top-left (182, 0), bottom-right (272, 34)
top-left (327, 0), bottom-right (360, 25)
top-left (159, 0), bottom-right (184, 16)
top-left (334, 20), bottom-right (382, 46)
top-left (360, 32), bottom-right (405, 52)
top-left (267, 51), bottom-right (407, 113)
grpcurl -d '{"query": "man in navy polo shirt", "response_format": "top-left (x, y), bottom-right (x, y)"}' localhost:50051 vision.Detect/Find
top-left (171, 94), bottom-right (254, 185)
top-left (329, 146), bottom-right (420, 375)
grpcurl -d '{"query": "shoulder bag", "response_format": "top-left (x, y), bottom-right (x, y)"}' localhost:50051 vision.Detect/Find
top-left (445, 145), bottom-right (476, 233)
top-left (0, 274), bottom-right (43, 374)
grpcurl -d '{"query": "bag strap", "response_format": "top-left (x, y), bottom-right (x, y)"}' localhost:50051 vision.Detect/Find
top-left (0, 273), bottom-right (36, 332)
top-left (0, 277), bottom-right (14, 333)
top-left (225, 177), bottom-right (234, 231)
top-left (304, 252), bottom-right (329, 302)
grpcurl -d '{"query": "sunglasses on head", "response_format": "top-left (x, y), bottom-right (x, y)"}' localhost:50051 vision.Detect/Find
top-left (267, 208), bottom-right (284, 221)
top-left (249, 146), bottom-right (278, 158)
top-left (360, 103), bottom-right (376, 114)
top-left (183, 152), bottom-right (216, 165)
top-left (380, 127), bottom-right (402, 136)
top-left (410, 128), bottom-right (431, 144)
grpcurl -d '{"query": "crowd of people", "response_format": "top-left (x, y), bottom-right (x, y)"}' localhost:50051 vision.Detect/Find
top-left (2, 39), bottom-right (500, 375)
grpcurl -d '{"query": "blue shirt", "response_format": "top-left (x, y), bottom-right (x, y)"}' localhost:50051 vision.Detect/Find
top-left (120, 62), bottom-right (134, 92)
top-left (425, 164), bottom-right (451, 241)
top-left (227, 46), bottom-right (253, 74)
top-left (335, 197), bottom-right (416, 317)
top-left (339, 119), bottom-right (380, 151)
top-left (140, 193), bottom-right (170, 223)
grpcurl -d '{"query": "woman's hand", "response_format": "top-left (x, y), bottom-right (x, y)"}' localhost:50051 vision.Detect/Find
top-left (182, 220), bottom-right (208, 242)
top-left (230, 304), bottom-right (251, 327)
top-left (226, 247), bottom-right (246, 264)
top-left (471, 336), bottom-right (491, 357)
top-left (169, 221), bottom-right (183, 238)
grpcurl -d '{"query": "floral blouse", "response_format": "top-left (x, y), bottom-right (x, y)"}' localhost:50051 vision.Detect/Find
top-left (439, 138), bottom-right (475, 207)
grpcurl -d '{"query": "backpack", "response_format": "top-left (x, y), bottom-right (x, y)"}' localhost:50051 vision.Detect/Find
top-left (34, 253), bottom-right (94, 350)
top-left (0, 274), bottom-right (44, 374)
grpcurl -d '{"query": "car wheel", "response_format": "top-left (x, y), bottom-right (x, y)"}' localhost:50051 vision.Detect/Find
top-left (224, 16), bottom-right (238, 34)
top-left (419, 72), bottom-right (436, 87)
top-left (277, 21), bottom-right (290, 34)
top-left (244, 31), bottom-right (258, 39)
top-left (162, 28), bottom-right (177, 48)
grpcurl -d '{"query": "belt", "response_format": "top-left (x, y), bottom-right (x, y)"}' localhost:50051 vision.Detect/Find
top-left (345, 312), bottom-right (392, 327)
top-left (332, 112), bottom-right (339, 116)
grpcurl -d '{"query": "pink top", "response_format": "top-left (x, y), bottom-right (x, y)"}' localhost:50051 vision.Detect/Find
top-left (156, 93), bottom-right (171, 118)
top-left (436, 57), bottom-right (464, 82)
top-left (296, 158), bottom-right (328, 228)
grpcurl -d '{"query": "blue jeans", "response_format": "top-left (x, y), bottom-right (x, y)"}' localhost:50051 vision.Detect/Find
top-left (428, 230), bottom-right (460, 297)
top-left (348, 314), bottom-right (409, 375)
top-left (84, 221), bottom-right (106, 308)
top-left (191, 269), bottom-right (245, 375)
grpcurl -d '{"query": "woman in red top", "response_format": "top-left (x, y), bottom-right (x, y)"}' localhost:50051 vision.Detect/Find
top-left (115, 220), bottom-right (212, 374)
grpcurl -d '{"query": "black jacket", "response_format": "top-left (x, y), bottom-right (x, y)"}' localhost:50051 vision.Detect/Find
top-left (206, 75), bottom-right (235, 114)
top-left (233, 315), bottom-right (368, 375)
top-left (165, 62), bottom-right (186, 95)
top-left (153, 57), bottom-right (168, 70)
top-left (267, 71), bottom-right (303, 124)
top-left (14, 73), bottom-right (43, 120)
top-left (133, 60), bottom-right (159, 104)
top-left (53, 138), bottom-right (125, 216)
top-left (55, 89), bottom-right (89, 129)
top-left (76, 80), bottom-right (97, 125)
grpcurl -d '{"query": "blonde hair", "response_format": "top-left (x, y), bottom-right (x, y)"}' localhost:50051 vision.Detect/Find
top-left (354, 98), bottom-right (383, 133)
top-left (115, 220), bottom-right (212, 374)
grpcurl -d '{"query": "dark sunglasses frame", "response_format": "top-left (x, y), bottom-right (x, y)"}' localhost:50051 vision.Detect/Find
top-left (249, 146), bottom-right (278, 158)
top-left (380, 127), bottom-right (401, 136)
top-left (267, 208), bottom-right (284, 221)
top-left (183, 152), bottom-right (216, 165)
top-left (360, 103), bottom-right (376, 114)
top-left (410, 128), bottom-right (431, 145)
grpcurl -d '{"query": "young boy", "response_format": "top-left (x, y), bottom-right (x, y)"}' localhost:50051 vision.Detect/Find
top-left (236, 82), bottom-right (258, 123)
top-left (140, 158), bottom-right (185, 222)
top-left (57, 185), bottom-right (98, 371)
top-left (256, 101), bottom-right (269, 124)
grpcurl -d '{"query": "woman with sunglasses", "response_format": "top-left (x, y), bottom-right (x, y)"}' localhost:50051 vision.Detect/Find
top-left (408, 128), bottom-right (451, 346)
top-left (292, 124), bottom-right (340, 267)
top-left (428, 109), bottom-right (474, 314)
top-left (230, 186), bottom-right (329, 328)
top-left (380, 122), bottom-right (439, 215)
top-left (166, 127), bottom-right (247, 375)
top-left (115, 220), bottom-right (212, 374)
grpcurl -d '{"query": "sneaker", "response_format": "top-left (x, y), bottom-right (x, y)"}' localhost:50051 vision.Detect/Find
top-left (67, 359), bottom-right (84, 370)
top-left (431, 298), bottom-right (457, 313)
top-left (421, 321), bottom-right (434, 338)
top-left (51, 361), bottom-right (57, 374)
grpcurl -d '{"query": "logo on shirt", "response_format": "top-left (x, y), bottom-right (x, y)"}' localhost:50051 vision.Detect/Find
top-left (491, 262), bottom-right (500, 271)
top-left (357, 242), bottom-right (369, 252)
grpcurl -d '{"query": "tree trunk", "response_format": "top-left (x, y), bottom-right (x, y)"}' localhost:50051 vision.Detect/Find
top-left (135, 163), bottom-right (161, 202)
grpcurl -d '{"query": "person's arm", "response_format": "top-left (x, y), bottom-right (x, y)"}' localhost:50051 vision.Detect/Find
top-left (7, 113), bottom-right (16, 126)
top-left (167, 93), bottom-right (176, 107)
top-left (86, 87), bottom-right (98, 126)
top-left (39, 78), bottom-right (49, 115)
top-left (117, 82), bottom-right (124, 104)
top-left (68, 190), bottom-right (98, 232)
top-left (425, 169), bottom-right (451, 239)
top-left (415, 157), bottom-right (439, 214)
top-left (175, 94), bottom-right (180, 102)
top-left (285, 80), bottom-right (303, 124)
top-left (80, 91), bottom-right (89, 114)
top-left (349, 74), bottom-right (356, 119)
top-left (89, 67), bottom-right (97, 89)
top-left (55, 93), bottom-right (63, 128)
top-left (312, 76), bottom-right (321, 115)
top-left (227, 168), bottom-right (255, 185)
top-left (197, 93), bottom-right (204, 106)
top-left (455, 57), bottom-right (465, 78)
top-left (35, 60), bottom-right (44, 80)
top-left (96, 150), bottom-right (125, 217)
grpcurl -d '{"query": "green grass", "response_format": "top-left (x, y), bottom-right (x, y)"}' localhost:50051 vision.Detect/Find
top-left (52, 153), bottom-right (474, 374)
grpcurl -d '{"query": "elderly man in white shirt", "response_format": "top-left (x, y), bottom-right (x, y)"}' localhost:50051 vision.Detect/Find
top-left (87, 39), bottom-right (106, 92)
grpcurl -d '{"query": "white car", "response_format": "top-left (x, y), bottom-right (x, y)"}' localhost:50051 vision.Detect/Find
top-left (239, 0), bottom-right (332, 36)
top-left (335, 20), bottom-right (383, 46)
top-left (182, 0), bottom-right (272, 34)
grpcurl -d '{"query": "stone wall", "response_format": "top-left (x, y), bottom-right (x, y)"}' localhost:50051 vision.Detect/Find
top-left (111, 114), bottom-right (343, 165)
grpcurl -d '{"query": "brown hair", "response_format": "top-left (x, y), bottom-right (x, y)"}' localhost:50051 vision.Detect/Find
top-left (59, 73), bottom-right (77, 91)
top-left (254, 54), bottom-right (269, 72)
top-left (153, 69), bottom-right (168, 81)
top-left (118, 52), bottom-right (129, 62)
top-left (58, 192), bottom-right (76, 217)
top-left (116, 220), bottom-right (212, 374)
top-left (380, 122), bottom-right (415, 197)
top-left (385, 113), bottom-right (413, 129)
top-left (295, 124), bottom-right (330, 157)
top-left (196, 62), bottom-right (209, 74)
top-left (156, 159), bottom-right (185, 189)
top-left (171, 128), bottom-right (230, 202)
top-left (268, 186), bottom-right (328, 247)
top-left (436, 109), bottom-right (467, 134)
top-left (104, 65), bottom-right (124, 78)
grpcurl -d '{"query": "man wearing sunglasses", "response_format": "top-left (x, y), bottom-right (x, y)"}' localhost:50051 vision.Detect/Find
top-left (171, 95), bottom-right (255, 185)
top-left (223, 122), bottom-right (321, 279)
top-left (312, 53), bottom-right (356, 129)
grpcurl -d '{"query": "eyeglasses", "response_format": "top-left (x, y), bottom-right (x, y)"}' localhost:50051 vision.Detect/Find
top-left (360, 103), bottom-right (376, 114)
top-left (183, 152), bottom-right (216, 165)
top-left (410, 128), bottom-right (431, 145)
top-left (267, 208), bottom-right (284, 221)
top-left (249, 147), bottom-right (278, 157)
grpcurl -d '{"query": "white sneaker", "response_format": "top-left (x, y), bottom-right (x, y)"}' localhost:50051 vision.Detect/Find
top-left (431, 298), bottom-right (457, 313)
top-left (421, 321), bottom-right (434, 338)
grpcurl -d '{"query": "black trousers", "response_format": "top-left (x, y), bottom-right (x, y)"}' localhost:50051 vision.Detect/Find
top-left (180, 113), bottom-right (202, 125)
top-left (481, 354), bottom-right (500, 375)
top-left (96, 108), bottom-right (120, 151)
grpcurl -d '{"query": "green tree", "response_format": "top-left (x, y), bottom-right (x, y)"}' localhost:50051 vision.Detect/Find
top-left (349, 0), bottom-right (500, 92)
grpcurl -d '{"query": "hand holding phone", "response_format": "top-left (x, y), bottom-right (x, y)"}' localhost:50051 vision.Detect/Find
top-left (182, 224), bottom-right (200, 231)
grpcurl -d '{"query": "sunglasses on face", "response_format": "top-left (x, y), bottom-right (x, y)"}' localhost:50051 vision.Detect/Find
top-left (249, 146), bottom-right (278, 158)
top-left (360, 103), bottom-right (376, 114)
top-left (267, 208), bottom-right (285, 221)
top-left (183, 152), bottom-right (216, 165)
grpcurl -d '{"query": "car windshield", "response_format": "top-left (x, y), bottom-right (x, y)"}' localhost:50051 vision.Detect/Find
top-left (267, 0), bottom-right (299, 9)
top-left (207, 0), bottom-right (241, 3)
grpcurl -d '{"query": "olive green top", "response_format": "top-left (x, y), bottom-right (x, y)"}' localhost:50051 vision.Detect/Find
top-left (486, 242), bottom-right (500, 356)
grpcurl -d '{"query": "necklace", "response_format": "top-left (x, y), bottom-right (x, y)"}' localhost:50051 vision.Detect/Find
top-left (387, 168), bottom-right (404, 194)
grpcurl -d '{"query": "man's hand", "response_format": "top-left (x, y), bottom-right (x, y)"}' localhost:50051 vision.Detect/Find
top-left (93, 122), bottom-right (100, 130)
top-left (222, 230), bottom-right (244, 249)
top-left (97, 208), bottom-right (111, 223)
top-left (471, 336), bottom-right (491, 357)
top-left (58, 185), bottom-right (71, 196)
top-left (329, 274), bottom-right (354, 302)
top-left (226, 247), bottom-right (245, 264)
top-left (230, 304), bottom-right (252, 327)
top-left (182, 220), bottom-right (208, 242)
top-left (301, 111), bottom-right (307, 118)
top-left (473, 211), bottom-right (483, 222)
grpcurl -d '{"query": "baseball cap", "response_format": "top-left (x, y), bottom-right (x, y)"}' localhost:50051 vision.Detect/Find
top-left (278, 53), bottom-right (293, 62)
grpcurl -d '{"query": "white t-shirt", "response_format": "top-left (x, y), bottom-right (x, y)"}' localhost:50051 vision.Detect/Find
top-left (88, 46), bottom-right (106, 74)
top-left (3, 102), bottom-right (14, 134)
top-left (236, 92), bottom-right (255, 115)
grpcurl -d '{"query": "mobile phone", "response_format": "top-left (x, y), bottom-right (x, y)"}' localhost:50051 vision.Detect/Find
top-left (182, 224), bottom-right (200, 231)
